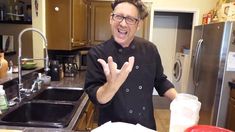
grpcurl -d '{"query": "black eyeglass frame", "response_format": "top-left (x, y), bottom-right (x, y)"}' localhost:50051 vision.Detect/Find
top-left (111, 13), bottom-right (140, 25)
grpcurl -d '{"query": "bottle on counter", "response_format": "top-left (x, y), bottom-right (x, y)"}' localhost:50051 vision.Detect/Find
top-left (49, 60), bottom-right (61, 81)
top-left (7, 60), bottom-right (13, 73)
top-left (0, 85), bottom-right (8, 113)
top-left (0, 52), bottom-right (8, 78)
top-left (59, 64), bottom-right (64, 79)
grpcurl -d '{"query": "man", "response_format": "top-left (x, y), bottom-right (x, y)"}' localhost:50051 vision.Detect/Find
top-left (85, 0), bottom-right (177, 130)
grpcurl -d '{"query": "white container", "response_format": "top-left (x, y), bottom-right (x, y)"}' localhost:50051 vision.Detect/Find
top-left (169, 93), bottom-right (201, 132)
top-left (38, 73), bottom-right (51, 86)
top-left (41, 75), bottom-right (51, 85)
top-left (0, 85), bottom-right (8, 112)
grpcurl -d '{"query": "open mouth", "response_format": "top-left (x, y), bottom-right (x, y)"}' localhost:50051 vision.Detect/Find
top-left (118, 28), bottom-right (128, 37)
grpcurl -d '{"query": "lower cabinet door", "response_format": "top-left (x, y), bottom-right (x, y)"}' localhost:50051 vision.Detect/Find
top-left (226, 97), bottom-right (235, 131)
top-left (74, 112), bottom-right (87, 131)
top-left (73, 100), bottom-right (96, 131)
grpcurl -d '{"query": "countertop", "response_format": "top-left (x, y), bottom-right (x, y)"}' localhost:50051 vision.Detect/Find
top-left (0, 67), bottom-right (44, 85)
top-left (0, 69), bottom-right (89, 132)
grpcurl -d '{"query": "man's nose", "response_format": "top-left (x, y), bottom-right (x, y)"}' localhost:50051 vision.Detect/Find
top-left (119, 18), bottom-right (128, 26)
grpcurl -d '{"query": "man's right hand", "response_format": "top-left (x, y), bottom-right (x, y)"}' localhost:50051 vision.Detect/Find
top-left (96, 56), bottom-right (135, 104)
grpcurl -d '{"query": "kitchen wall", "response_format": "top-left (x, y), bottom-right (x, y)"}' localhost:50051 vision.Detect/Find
top-left (0, 24), bottom-right (33, 63)
top-left (152, 0), bottom-right (217, 25)
top-left (149, 0), bottom-right (218, 42)
top-left (32, 0), bottom-right (45, 67)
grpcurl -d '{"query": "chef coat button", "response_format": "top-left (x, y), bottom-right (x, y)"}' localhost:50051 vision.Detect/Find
top-left (125, 88), bottom-right (130, 93)
top-left (118, 49), bottom-right (123, 52)
top-left (131, 45), bottom-right (135, 49)
top-left (129, 109), bottom-right (133, 114)
top-left (135, 65), bottom-right (139, 69)
top-left (142, 106), bottom-right (146, 111)
top-left (138, 85), bottom-right (143, 90)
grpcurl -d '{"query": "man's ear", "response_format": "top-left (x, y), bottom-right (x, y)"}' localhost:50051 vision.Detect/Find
top-left (110, 13), bottom-right (113, 24)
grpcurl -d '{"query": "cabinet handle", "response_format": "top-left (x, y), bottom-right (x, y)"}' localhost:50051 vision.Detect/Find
top-left (71, 39), bottom-right (85, 46)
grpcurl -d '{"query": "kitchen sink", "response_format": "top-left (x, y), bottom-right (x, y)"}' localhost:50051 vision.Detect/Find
top-left (32, 87), bottom-right (84, 102)
top-left (0, 87), bottom-right (86, 128)
top-left (0, 101), bottom-right (76, 128)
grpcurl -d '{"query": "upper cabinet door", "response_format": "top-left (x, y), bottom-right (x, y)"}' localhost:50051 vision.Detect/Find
top-left (71, 0), bottom-right (88, 47)
top-left (46, 0), bottom-right (71, 50)
top-left (46, 0), bottom-right (88, 50)
top-left (90, 1), bottom-right (112, 45)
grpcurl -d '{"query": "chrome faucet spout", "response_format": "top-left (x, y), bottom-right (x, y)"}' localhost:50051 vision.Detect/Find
top-left (17, 28), bottom-right (49, 101)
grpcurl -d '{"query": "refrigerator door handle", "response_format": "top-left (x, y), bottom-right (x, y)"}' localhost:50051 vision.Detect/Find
top-left (192, 39), bottom-right (200, 82)
top-left (193, 39), bottom-right (203, 87)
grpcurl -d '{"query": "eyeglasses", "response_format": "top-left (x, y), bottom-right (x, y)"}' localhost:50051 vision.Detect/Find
top-left (111, 13), bottom-right (139, 25)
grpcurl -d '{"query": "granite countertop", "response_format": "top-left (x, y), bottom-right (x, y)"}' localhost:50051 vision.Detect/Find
top-left (0, 70), bottom-right (89, 132)
top-left (50, 71), bottom-right (86, 88)
top-left (0, 67), bottom-right (44, 85)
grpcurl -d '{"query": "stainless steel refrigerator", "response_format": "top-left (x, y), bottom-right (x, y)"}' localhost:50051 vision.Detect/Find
top-left (188, 21), bottom-right (235, 127)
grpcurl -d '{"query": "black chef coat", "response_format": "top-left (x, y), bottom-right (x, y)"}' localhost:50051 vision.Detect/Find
top-left (84, 36), bottom-right (174, 130)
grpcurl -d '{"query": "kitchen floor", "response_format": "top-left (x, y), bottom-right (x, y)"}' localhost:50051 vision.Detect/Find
top-left (153, 95), bottom-right (171, 132)
top-left (155, 109), bottom-right (170, 132)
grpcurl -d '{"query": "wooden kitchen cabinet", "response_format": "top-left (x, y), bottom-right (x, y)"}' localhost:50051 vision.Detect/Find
top-left (226, 87), bottom-right (235, 131)
top-left (73, 100), bottom-right (96, 131)
top-left (89, 0), bottom-right (152, 45)
top-left (46, 0), bottom-right (88, 50)
top-left (89, 1), bottom-right (112, 45)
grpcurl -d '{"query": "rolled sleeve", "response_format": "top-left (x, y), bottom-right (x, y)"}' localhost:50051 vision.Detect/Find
top-left (155, 77), bottom-right (174, 96)
top-left (84, 48), bottom-right (112, 107)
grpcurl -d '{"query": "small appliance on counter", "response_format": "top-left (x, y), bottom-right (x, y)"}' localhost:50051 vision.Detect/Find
top-left (78, 50), bottom-right (88, 70)
top-left (64, 62), bottom-right (78, 77)
top-left (63, 55), bottom-right (78, 77)
top-left (49, 60), bottom-right (61, 81)
top-left (48, 49), bottom-right (89, 77)
top-left (55, 55), bottom-right (78, 77)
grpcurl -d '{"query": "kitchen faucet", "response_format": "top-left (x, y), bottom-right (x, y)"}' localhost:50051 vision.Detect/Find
top-left (17, 28), bottom-right (49, 101)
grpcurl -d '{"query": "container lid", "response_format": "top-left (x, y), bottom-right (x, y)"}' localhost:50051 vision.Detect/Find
top-left (0, 85), bottom-right (4, 92)
top-left (185, 125), bottom-right (233, 132)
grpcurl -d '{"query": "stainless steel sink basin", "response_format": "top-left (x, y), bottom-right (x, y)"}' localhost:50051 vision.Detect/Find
top-left (0, 87), bottom-right (85, 128)
top-left (0, 101), bottom-right (76, 128)
top-left (32, 87), bottom-right (84, 102)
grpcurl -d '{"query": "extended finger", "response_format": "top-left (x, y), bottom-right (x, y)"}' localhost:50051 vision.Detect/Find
top-left (127, 56), bottom-right (135, 72)
top-left (120, 56), bottom-right (135, 73)
top-left (97, 59), bottom-right (110, 76)
top-left (107, 56), bottom-right (117, 75)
